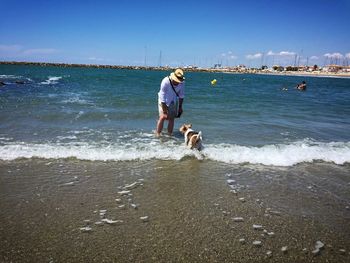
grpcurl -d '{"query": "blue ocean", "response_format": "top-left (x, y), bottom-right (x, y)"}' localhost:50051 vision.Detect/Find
top-left (1, 64), bottom-right (349, 166)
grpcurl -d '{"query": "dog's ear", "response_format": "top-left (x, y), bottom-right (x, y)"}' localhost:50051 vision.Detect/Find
top-left (179, 124), bottom-right (187, 133)
top-left (188, 124), bottom-right (192, 128)
top-left (184, 124), bottom-right (190, 129)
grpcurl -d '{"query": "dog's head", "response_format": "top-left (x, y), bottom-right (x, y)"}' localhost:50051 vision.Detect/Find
top-left (179, 123), bottom-right (192, 134)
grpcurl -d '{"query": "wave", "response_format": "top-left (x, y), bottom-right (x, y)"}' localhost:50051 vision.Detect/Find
top-left (205, 141), bottom-right (350, 166)
top-left (0, 140), bottom-right (193, 162)
top-left (61, 97), bottom-right (93, 105)
top-left (0, 74), bottom-right (18, 79)
top-left (40, 76), bottom-right (62, 85)
top-left (0, 74), bottom-right (33, 82)
top-left (0, 139), bottom-right (349, 166)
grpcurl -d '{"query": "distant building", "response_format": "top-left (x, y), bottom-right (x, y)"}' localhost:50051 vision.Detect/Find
top-left (184, 65), bottom-right (198, 69)
top-left (343, 66), bottom-right (350, 72)
top-left (272, 65), bottom-right (284, 71)
top-left (323, 65), bottom-right (343, 72)
top-left (297, 66), bottom-right (308, 71)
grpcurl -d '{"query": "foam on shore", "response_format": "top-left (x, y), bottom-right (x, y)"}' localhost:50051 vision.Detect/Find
top-left (0, 139), bottom-right (349, 166)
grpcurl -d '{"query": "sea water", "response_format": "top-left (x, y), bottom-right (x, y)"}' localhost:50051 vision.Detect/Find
top-left (1, 64), bottom-right (349, 166)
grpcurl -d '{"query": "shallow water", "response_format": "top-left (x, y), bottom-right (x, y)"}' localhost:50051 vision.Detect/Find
top-left (1, 65), bottom-right (350, 166)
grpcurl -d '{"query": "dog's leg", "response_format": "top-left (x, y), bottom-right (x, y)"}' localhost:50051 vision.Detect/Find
top-left (189, 135), bottom-right (198, 149)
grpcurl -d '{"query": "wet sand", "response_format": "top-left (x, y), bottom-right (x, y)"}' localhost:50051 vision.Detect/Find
top-left (0, 159), bottom-right (349, 262)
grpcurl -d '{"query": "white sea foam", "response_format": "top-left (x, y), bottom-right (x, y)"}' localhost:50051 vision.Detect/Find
top-left (61, 97), bottom-right (92, 105)
top-left (40, 76), bottom-right (62, 85)
top-left (0, 74), bottom-right (19, 79)
top-left (56, 135), bottom-right (78, 140)
top-left (0, 141), bottom-right (192, 162)
top-left (0, 137), bottom-right (13, 141)
top-left (203, 140), bottom-right (350, 166)
top-left (0, 140), bottom-right (349, 166)
top-left (0, 75), bottom-right (32, 82)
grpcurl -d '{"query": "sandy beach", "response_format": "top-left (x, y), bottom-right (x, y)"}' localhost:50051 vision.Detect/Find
top-left (1, 159), bottom-right (349, 263)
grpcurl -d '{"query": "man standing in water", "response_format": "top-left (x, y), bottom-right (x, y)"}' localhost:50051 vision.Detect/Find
top-left (156, 69), bottom-right (185, 136)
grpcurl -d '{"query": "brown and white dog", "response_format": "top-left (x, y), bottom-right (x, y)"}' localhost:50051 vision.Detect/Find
top-left (179, 124), bottom-right (203, 151)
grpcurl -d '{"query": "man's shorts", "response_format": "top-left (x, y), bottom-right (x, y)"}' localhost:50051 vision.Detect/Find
top-left (158, 101), bottom-right (177, 119)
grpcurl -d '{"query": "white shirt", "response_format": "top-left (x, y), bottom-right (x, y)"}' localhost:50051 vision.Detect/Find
top-left (158, 76), bottom-right (185, 106)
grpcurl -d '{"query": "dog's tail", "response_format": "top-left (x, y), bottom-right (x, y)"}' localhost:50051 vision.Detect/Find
top-left (193, 131), bottom-right (203, 151)
top-left (195, 131), bottom-right (202, 144)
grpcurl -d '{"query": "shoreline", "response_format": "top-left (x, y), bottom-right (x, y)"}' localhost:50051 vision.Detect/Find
top-left (1, 61), bottom-right (350, 78)
top-left (255, 71), bottom-right (350, 79)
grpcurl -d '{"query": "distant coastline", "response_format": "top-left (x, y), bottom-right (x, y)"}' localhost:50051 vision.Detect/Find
top-left (255, 70), bottom-right (350, 79)
top-left (0, 60), bottom-right (174, 71)
top-left (1, 61), bottom-right (349, 78)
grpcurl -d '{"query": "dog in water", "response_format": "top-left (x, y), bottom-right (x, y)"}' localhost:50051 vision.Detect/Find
top-left (179, 124), bottom-right (203, 151)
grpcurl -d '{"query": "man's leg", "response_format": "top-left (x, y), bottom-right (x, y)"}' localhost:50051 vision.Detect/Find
top-left (156, 115), bottom-right (167, 136)
top-left (167, 118), bottom-right (175, 135)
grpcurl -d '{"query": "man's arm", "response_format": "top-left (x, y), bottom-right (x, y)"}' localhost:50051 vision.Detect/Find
top-left (178, 98), bottom-right (184, 113)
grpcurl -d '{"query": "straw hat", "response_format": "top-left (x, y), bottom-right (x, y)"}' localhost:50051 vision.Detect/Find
top-left (170, 69), bottom-right (185, 83)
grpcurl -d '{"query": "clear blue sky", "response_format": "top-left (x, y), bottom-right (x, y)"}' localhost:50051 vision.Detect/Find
top-left (1, 0), bottom-right (349, 67)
